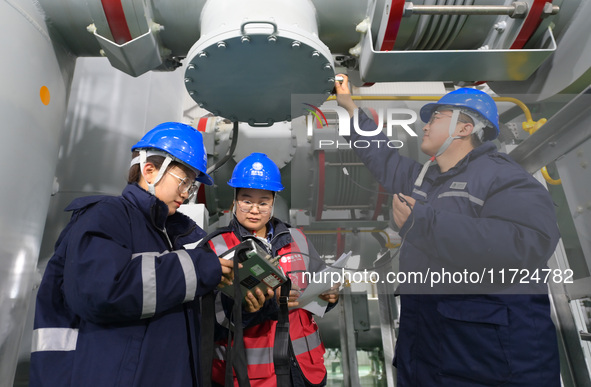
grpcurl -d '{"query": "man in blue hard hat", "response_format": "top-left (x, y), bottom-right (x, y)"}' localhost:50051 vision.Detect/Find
top-left (30, 122), bottom-right (236, 387)
top-left (335, 75), bottom-right (561, 386)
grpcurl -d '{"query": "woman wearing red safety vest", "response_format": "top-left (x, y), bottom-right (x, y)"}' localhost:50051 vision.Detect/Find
top-left (201, 152), bottom-right (339, 387)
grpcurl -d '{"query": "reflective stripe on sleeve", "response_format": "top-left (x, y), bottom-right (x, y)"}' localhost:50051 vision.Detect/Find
top-left (176, 250), bottom-right (197, 302)
top-left (137, 252), bottom-right (157, 318)
top-left (437, 191), bottom-right (484, 206)
top-left (31, 328), bottom-right (78, 352)
top-left (292, 331), bottom-right (322, 356)
top-left (412, 188), bottom-right (427, 198)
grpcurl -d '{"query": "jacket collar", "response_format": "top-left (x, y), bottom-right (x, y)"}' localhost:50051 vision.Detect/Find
top-left (122, 184), bottom-right (205, 242)
top-left (462, 141), bottom-right (497, 162)
top-left (221, 217), bottom-right (291, 250)
top-left (428, 142), bottom-right (497, 181)
top-left (123, 183), bottom-right (169, 229)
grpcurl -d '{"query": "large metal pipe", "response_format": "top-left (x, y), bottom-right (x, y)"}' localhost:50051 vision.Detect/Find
top-left (13, 57), bottom-right (190, 386)
top-left (184, 0), bottom-right (336, 125)
top-left (403, 2), bottom-right (559, 18)
top-left (0, 1), bottom-right (74, 385)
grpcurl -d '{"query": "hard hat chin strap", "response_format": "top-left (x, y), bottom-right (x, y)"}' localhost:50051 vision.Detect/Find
top-left (414, 110), bottom-right (462, 187)
top-left (472, 121), bottom-right (486, 141)
top-left (436, 109), bottom-right (462, 157)
top-left (136, 150), bottom-right (173, 195)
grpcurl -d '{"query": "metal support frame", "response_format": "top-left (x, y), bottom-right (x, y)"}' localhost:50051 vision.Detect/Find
top-left (548, 239), bottom-right (591, 387)
top-left (339, 285), bottom-right (361, 387)
top-left (528, 167), bottom-right (591, 387)
top-left (376, 280), bottom-right (398, 386)
top-left (509, 86), bottom-right (591, 174)
top-left (358, 25), bottom-right (556, 82)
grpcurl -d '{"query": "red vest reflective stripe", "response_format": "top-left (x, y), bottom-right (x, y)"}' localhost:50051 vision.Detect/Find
top-left (209, 233), bottom-right (241, 255)
top-left (208, 229), bottom-right (327, 385)
top-left (277, 228), bottom-right (309, 293)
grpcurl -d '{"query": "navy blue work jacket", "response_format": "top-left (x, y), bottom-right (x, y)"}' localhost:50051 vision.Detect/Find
top-left (29, 183), bottom-right (222, 387)
top-left (348, 111), bottom-right (561, 386)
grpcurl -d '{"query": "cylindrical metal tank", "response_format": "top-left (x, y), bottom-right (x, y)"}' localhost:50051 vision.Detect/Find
top-left (14, 56), bottom-right (189, 386)
top-left (0, 1), bottom-right (74, 385)
top-left (35, 57), bottom-right (188, 266)
top-left (184, 0), bottom-right (336, 125)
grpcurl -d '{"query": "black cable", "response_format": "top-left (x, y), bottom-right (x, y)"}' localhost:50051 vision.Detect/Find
top-left (208, 121), bottom-right (239, 176)
top-left (334, 132), bottom-right (396, 198)
top-left (341, 166), bottom-right (396, 198)
top-left (188, 121), bottom-right (240, 204)
top-left (225, 244), bottom-right (251, 387)
top-left (330, 149), bottom-right (418, 271)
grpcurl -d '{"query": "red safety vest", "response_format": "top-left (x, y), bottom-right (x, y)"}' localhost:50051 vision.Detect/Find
top-left (207, 228), bottom-right (327, 386)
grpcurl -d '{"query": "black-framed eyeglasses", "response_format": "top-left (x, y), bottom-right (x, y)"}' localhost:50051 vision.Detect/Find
top-left (236, 200), bottom-right (272, 215)
top-left (168, 171), bottom-right (199, 197)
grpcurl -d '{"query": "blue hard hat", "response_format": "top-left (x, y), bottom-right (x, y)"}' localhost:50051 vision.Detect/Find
top-left (420, 88), bottom-right (500, 141)
top-left (132, 122), bottom-right (213, 185)
top-left (228, 153), bottom-right (284, 192)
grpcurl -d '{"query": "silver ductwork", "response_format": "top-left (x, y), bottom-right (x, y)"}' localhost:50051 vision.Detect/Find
top-left (0, 1), bottom-right (73, 383)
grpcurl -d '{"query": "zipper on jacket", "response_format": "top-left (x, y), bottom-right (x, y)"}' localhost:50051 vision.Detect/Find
top-left (173, 223), bottom-right (197, 247)
top-left (150, 201), bottom-right (174, 249)
top-left (161, 226), bottom-right (173, 249)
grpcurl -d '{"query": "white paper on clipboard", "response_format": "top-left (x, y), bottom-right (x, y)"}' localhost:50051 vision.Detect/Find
top-left (294, 251), bottom-right (353, 317)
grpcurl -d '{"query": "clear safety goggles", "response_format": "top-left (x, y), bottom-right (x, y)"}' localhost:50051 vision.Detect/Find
top-left (168, 171), bottom-right (199, 197)
top-left (428, 110), bottom-right (472, 125)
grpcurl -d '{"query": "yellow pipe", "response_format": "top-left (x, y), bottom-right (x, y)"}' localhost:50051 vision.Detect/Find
top-left (521, 118), bottom-right (561, 185)
top-left (541, 166), bottom-right (562, 185)
top-left (326, 94), bottom-right (560, 185)
top-left (327, 95), bottom-right (534, 121)
top-left (303, 228), bottom-right (400, 249)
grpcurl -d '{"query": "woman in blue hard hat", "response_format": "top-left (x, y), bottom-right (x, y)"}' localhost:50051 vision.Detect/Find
top-left (201, 152), bottom-right (339, 387)
top-left (335, 76), bottom-right (560, 386)
top-left (30, 122), bottom-right (234, 387)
